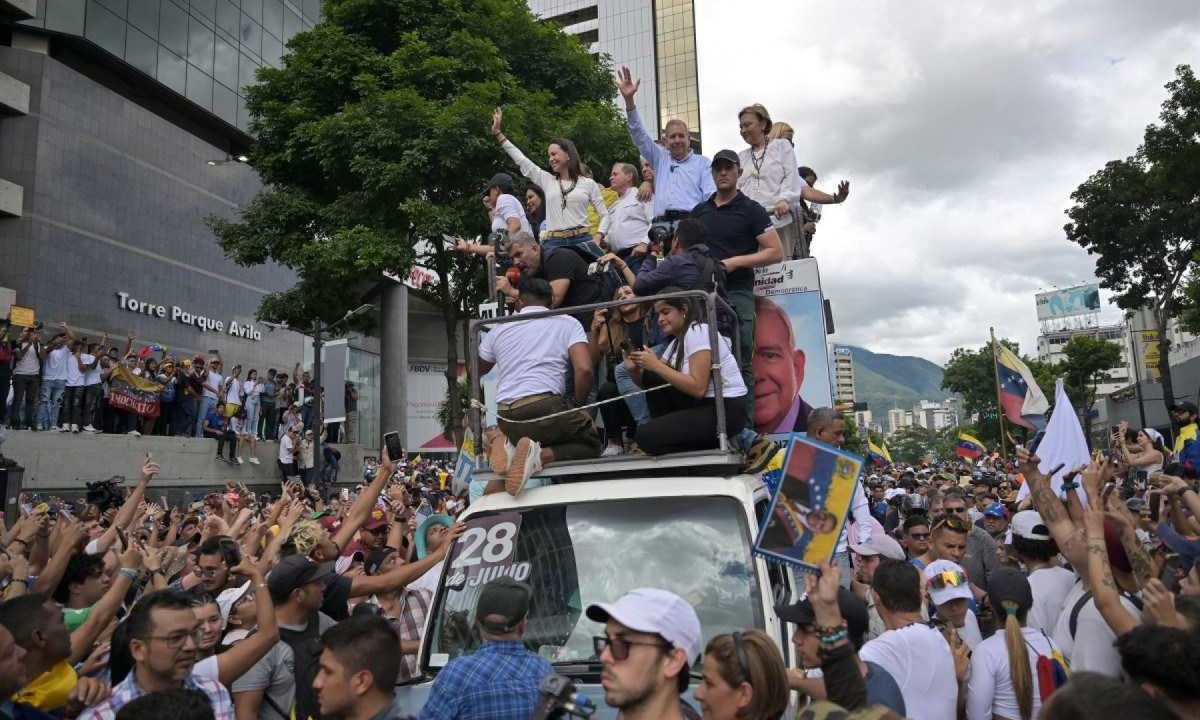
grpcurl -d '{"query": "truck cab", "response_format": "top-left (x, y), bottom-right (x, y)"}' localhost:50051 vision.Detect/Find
top-left (392, 453), bottom-right (803, 718)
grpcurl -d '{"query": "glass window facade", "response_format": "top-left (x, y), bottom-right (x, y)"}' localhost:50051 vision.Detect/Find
top-left (21, 0), bottom-right (321, 132)
top-left (652, 0), bottom-right (700, 150)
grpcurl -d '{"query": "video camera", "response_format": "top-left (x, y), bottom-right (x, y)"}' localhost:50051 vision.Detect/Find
top-left (529, 675), bottom-right (596, 720)
top-left (487, 230), bottom-right (515, 273)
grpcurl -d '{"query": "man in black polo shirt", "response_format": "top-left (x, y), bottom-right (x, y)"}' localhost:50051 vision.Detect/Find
top-left (499, 231), bottom-right (600, 328)
top-left (690, 149), bottom-right (783, 420)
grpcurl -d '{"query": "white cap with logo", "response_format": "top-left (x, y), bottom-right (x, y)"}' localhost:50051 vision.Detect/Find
top-left (848, 533), bottom-right (906, 561)
top-left (586, 588), bottom-right (702, 663)
top-left (1011, 510), bottom-right (1051, 541)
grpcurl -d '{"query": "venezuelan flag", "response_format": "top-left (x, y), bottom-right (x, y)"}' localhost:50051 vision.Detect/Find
top-left (995, 345), bottom-right (1049, 430)
top-left (956, 432), bottom-right (986, 460)
top-left (867, 440), bottom-right (892, 466)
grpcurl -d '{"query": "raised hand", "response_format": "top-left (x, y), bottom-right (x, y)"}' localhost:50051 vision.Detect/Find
top-left (491, 107), bottom-right (503, 137)
top-left (615, 66), bottom-right (640, 101)
top-left (139, 459), bottom-right (160, 483)
top-left (832, 180), bottom-right (850, 203)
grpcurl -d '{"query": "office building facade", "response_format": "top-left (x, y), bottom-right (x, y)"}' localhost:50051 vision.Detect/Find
top-left (527, 0), bottom-right (702, 149)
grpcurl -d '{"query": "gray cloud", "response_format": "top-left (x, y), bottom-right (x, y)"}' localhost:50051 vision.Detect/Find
top-left (694, 0), bottom-right (1200, 365)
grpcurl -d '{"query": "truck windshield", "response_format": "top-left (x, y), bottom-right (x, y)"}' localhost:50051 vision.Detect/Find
top-left (423, 496), bottom-right (763, 669)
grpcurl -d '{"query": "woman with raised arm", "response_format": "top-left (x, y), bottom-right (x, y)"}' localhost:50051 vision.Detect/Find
top-left (490, 106), bottom-right (607, 256)
top-left (737, 104), bottom-right (848, 260)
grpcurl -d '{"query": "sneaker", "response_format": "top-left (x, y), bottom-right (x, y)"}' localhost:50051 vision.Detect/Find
top-left (741, 434), bottom-right (780, 475)
top-left (600, 444), bottom-right (623, 458)
top-left (248, 457), bottom-right (260, 465)
top-left (505, 437), bottom-right (542, 496)
top-left (489, 434), bottom-right (515, 474)
top-left (70, 424), bottom-right (80, 433)
top-left (128, 430), bottom-right (141, 437)
top-left (235, 456), bottom-right (244, 465)
top-left (82, 425), bottom-right (98, 433)
top-left (58, 425), bottom-right (70, 432)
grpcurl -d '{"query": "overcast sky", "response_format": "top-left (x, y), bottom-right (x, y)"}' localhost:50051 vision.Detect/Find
top-left (693, 1), bottom-right (1200, 365)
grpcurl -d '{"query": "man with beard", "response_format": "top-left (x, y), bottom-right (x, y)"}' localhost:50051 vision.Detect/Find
top-left (78, 590), bottom-right (234, 720)
top-left (586, 589), bottom-right (701, 720)
top-left (751, 296), bottom-right (812, 434)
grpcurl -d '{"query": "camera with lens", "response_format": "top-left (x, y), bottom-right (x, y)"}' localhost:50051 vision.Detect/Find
top-left (648, 224), bottom-right (672, 253)
top-left (530, 675), bottom-right (595, 720)
top-left (487, 230), bottom-right (515, 273)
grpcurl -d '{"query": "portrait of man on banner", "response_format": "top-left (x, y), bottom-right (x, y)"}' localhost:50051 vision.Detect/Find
top-left (755, 436), bottom-right (862, 573)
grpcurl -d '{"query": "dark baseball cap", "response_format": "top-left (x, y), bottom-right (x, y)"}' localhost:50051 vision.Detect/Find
top-left (1172, 401), bottom-right (1198, 415)
top-left (986, 567), bottom-right (1034, 615)
top-left (776, 586), bottom-right (869, 643)
top-left (712, 149), bottom-right (740, 167)
top-left (475, 576), bottom-right (532, 634)
top-left (483, 172), bottom-right (514, 196)
top-left (365, 547), bottom-right (396, 576)
top-left (266, 555), bottom-right (332, 603)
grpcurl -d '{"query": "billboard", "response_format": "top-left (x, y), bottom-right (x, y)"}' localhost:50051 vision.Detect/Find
top-left (1035, 284), bottom-right (1101, 321)
top-left (752, 259), bottom-right (834, 435)
top-left (407, 359), bottom-right (465, 452)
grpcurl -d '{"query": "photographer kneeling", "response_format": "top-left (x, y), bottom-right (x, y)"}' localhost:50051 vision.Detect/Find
top-left (496, 231), bottom-right (600, 331)
top-left (625, 287), bottom-right (747, 455)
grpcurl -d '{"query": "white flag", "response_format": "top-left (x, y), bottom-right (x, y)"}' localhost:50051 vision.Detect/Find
top-left (1016, 378), bottom-right (1091, 503)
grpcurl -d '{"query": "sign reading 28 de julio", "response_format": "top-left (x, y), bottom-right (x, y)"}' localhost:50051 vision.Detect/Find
top-left (116, 291), bottom-right (262, 341)
top-left (444, 512), bottom-right (530, 591)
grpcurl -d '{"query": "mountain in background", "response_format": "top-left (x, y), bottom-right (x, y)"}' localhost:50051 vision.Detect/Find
top-left (845, 345), bottom-right (952, 415)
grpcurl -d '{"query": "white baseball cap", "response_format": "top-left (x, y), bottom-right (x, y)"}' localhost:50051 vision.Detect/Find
top-left (1011, 510), bottom-right (1051, 541)
top-left (586, 588), bottom-right (702, 663)
top-left (923, 560), bottom-right (972, 607)
top-left (884, 488), bottom-right (906, 501)
top-left (849, 533), bottom-right (906, 561)
top-left (216, 581), bottom-right (252, 629)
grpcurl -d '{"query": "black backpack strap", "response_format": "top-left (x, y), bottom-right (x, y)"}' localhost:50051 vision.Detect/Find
top-left (1070, 590), bottom-right (1143, 639)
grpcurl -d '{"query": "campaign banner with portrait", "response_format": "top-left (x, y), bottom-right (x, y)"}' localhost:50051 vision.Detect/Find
top-left (752, 259), bottom-right (833, 437)
top-left (753, 435), bottom-right (863, 573)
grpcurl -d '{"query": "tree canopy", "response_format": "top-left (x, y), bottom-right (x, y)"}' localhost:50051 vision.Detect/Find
top-left (210, 0), bottom-right (636, 328)
top-left (1064, 65), bottom-right (1200, 416)
top-left (1061, 335), bottom-right (1122, 444)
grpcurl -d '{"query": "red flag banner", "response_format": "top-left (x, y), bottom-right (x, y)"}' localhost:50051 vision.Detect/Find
top-left (108, 364), bottom-right (164, 418)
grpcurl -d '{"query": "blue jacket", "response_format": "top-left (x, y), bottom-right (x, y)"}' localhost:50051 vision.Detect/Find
top-left (633, 243), bottom-right (713, 296)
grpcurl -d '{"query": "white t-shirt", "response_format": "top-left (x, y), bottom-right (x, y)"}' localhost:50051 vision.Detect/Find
top-left (860, 624), bottom-right (957, 720)
top-left (478, 306), bottom-right (587, 404)
top-left (243, 380), bottom-right (259, 403)
top-left (966, 627), bottom-right (1059, 720)
top-left (279, 434), bottom-right (296, 464)
top-left (225, 378), bottom-right (243, 406)
top-left (958, 609), bottom-right (983, 650)
top-left (490, 193), bottom-right (532, 234)
top-left (204, 371), bottom-right (224, 400)
top-left (43, 346), bottom-right (72, 381)
top-left (65, 353), bottom-right (90, 387)
top-left (1050, 581), bottom-right (1142, 676)
top-left (660, 324), bottom-right (748, 399)
top-left (83, 354), bottom-right (102, 386)
top-left (1026, 566), bottom-right (1077, 632)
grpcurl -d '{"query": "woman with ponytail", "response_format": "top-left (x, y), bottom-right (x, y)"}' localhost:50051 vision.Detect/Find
top-left (966, 567), bottom-right (1065, 720)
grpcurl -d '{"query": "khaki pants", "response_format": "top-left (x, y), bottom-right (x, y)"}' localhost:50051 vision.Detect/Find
top-left (497, 395), bottom-right (600, 462)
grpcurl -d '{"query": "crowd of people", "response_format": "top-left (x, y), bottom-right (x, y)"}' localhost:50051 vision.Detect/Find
top-left (460, 67), bottom-right (850, 496)
top-left (0, 449), bottom-right (470, 720)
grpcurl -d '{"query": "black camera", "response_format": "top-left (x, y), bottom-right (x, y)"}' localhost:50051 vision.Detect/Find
top-left (487, 230), bottom-right (515, 273)
top-left (529, 675), bottom-right (596, 720)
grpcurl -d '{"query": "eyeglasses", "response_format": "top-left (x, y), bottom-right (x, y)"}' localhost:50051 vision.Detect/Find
top-left (907, 531), bottom-right (931, 540)
top-left (194, 567), bottom-right (224, 578)
top-left (144, 627), bottom-right (204, 649)
top-left (933, 515), bottom-right (971, 533)
top-left (731, 631), bottom-right (750, 683)
top-left (928, 569), bottom-right (968, 590)
top-left (593, 634), bottom-right (671, 662)
top-left (942, 505), bottom-right (968, 514)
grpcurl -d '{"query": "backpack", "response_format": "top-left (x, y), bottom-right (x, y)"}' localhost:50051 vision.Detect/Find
top-left (279, 611), bottom-right (323, 720)
top-left (546, 244), bottom-right (625, 305)
top-left (1025, 631), bottom-right (1070, 701)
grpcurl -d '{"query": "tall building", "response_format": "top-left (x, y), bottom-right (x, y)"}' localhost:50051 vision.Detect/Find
top-left (911, 399), bottom-right (958, 431)
top-left (1037, 324), bottom-right (1133, 398)
top-left (833, 345), bottom-right (855, 406)
top-left (527, 0), bottom-right (702, 149)
top-left (886, 408), bottom-right (910, 435)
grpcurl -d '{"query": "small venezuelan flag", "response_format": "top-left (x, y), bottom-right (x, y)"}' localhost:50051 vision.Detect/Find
top-left (956, 432), bottom-right (986, 460)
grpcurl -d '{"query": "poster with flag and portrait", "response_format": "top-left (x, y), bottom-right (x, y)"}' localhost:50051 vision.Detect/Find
top-left (754, 435), bottom-right (863, 574)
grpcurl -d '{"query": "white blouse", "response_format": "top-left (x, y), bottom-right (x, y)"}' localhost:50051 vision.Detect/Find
top-left (738, 138), bottom-right (804, 226)
top-left (502, 140), bottom-right (607, 232)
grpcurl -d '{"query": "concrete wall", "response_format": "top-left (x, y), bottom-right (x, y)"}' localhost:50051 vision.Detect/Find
top-left (1, 431), bottom-right (377, 496)
top-left (0, 46), bottom-right (306, 369)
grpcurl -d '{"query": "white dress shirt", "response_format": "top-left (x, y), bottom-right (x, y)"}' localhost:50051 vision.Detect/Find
top-left (598, 187), bottom-right (653, 251)
top-left (738, 138), bottom-right (804, 227)
top-left (502, 140), bottom-right (607, 232)
top-left (478, 306), bottom-right (587, 404)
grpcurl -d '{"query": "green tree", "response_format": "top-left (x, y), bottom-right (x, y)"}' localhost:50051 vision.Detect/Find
top-left (1065, 65), bottom-right (1200, 417)
top-left (842, 415), bottom-right (864, 457)
top-left (941, 339), bottom-right (1050, 448)
top-left (210, 0), bottom-right (635, 444)
top-left (1061, 336), bottom-right (1122, 445)
top-left (888, 425), bottom-right (954, 464)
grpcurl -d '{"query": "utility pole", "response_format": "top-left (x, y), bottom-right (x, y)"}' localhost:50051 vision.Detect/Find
top-left (311, 318), bottom-right (324, 482)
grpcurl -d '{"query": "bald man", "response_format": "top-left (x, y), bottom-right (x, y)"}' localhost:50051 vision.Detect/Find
top-left (753, 296), bottom-right (813, 435)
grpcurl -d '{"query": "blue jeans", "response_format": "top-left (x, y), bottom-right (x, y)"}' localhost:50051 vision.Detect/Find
top-left (37, 379), bottom-right (66, 429)
top-left (614, 342), bottom-right (668, 425)
top-left (542, 232), bottom-right (601, 259)
top-left (195, 396), bottom-right (217, 437)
